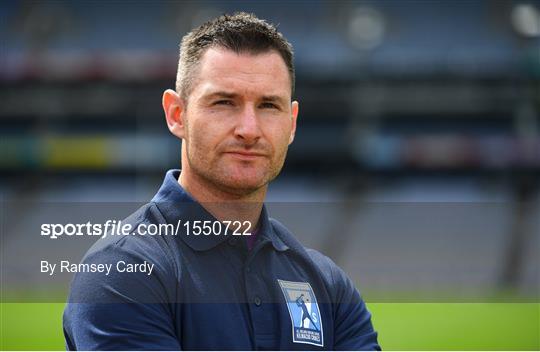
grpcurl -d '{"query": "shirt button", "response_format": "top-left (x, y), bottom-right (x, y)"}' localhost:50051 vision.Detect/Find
top-left (254, 296), bottom-right (262, 306)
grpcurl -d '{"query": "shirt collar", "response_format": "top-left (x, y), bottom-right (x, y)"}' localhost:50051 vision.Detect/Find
top-left (151, 169), bottom-right (288, 252)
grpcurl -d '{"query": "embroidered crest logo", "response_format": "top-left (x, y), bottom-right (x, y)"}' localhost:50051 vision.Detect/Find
top-left (278, 279), bottom-right (324, 347)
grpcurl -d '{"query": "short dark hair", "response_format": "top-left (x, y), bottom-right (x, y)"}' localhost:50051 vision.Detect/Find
top-left (176, 12), bottom-right (295, 100)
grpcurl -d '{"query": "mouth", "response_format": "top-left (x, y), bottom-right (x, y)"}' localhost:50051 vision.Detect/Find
top-left (224, 150), bottom-right (267, 160)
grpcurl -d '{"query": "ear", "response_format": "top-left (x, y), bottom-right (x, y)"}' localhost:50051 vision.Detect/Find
top-left (162, 89), bottom-right (186, 139)
top-left (289, 100), bottom-right (299, 144)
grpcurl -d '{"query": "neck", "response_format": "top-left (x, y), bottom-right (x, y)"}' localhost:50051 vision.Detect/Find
top-left (178, 169), bottom-right (266, 232)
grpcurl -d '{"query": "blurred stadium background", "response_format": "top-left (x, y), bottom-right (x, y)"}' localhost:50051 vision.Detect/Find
top-left (1, 0), bottom-right (539, 350)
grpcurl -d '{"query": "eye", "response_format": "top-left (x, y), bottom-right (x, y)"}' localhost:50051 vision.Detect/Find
top-left (213, 100), bottom-right (234, 106)
top-left (260, 102), bottom-right (279, 109)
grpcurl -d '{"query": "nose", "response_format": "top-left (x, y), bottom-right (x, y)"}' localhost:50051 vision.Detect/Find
top-left (234, 104), bottom-right (261, 144)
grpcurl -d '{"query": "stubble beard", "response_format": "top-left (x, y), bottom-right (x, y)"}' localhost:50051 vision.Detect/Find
top-left (185, 139), bottom-right (287, 198)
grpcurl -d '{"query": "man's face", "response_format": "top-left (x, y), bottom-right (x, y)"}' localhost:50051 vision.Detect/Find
top-left (181, 47), bottom-right (298, 195)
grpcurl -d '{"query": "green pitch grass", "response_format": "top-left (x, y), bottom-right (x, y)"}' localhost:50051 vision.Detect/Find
top-left (1, 303), bottom-right (538, 350)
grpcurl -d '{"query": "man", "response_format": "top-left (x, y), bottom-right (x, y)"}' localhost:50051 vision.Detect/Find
top-left (63, 13), bottom-right (380, 350)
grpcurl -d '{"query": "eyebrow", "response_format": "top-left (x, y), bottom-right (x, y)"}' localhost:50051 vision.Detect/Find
top-left (260, 95), bottom-right (288, 105)
top-left (203, 91), bottom-right (238, 100)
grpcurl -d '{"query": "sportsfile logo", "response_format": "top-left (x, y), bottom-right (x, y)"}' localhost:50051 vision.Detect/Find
top-left (278, 279), bottom-right (324, 347)
top-left (40, 220), bottom-right (253, 239)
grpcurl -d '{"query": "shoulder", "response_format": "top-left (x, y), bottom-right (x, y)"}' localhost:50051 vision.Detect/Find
top-left (68, 202), bottom-right (181, 304)
top-left (269, 218), bottom-right (354, 297)
top-left (86, 202), bottom-right (177, 267)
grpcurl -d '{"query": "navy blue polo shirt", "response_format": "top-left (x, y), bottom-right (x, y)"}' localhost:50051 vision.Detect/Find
top-left (63, 169), bottom-right (380, 350)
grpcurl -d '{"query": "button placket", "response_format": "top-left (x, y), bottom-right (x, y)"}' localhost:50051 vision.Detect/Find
top-left (245, 266), bottom-right (260, 306)
top-left (243, 247), bottom-right (277, 348)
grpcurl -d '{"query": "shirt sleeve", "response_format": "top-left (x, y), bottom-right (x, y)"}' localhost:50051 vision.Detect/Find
top-left (331, 263), bottom-right (381, 350)
top-left (63, 236), bottom-right (181, 350)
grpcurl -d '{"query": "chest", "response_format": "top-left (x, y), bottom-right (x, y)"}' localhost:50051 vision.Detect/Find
top-left (174, 246), bottom-right (334, 350)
